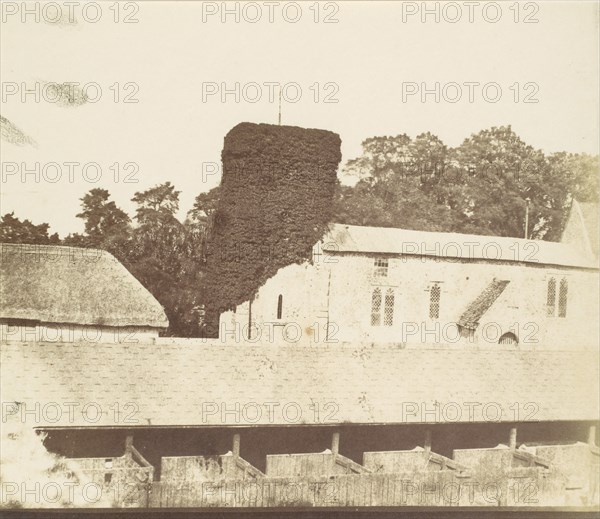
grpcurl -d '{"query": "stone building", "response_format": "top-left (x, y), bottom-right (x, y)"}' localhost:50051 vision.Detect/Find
top-left (1, 118), bottom-right (597, 508)
top-left (219, 203), bottom-right (599, 349)
top-left (0, 243), bottom-right (169, 343)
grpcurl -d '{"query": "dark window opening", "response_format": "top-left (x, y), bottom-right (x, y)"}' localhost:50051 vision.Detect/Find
top-left (374, 258), bottom-right (388, 277)
top-left (558, 278), bottom-right (568, 318)
top-left (547, 277), bottom-right (556, 316)
top-left (499, 332), bottom-right (518, 345)
top-left (384, 289), bottom-right (394, 326)
top-left (429, 284), bottom-right (441, 319)
top-left (371, 288), bottom-right (382, 326)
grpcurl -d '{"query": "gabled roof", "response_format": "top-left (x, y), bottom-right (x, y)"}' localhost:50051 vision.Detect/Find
top-left (458, 279), bottom-right (510, 330)
top-left (2, 341), bottom-right (597, 427)
top-left (577, 202), bottom-right (599, 258)
top-left (322, 224), bottom-right (597, 269)
top-left (0, 243), bottom-right (168, 328)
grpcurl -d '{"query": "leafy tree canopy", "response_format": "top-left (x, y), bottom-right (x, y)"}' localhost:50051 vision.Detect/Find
top-left (0, 212), bottom-right (60, 244)
top-left (337, 125), bottom-right (598, 240)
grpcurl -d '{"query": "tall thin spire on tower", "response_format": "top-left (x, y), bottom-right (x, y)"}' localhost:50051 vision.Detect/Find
top-left (524, 197), bottom-right (530, 239)
top-left (278, 86), bottom-right (282, 125)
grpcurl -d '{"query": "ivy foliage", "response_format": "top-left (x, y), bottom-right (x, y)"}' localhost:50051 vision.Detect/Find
top-left (200, 122), bottom-right (341, 335)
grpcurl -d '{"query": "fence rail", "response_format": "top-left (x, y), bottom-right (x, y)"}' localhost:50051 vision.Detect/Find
top-left (148, 468), bottom-right (585, 508)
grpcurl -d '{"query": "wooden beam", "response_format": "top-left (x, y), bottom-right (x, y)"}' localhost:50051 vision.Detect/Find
top-left (331, 432), bottom-right (340, 455)
top-left (130, 444), bottom-right (153, 468)
top-left (509, 427), bottom-right (517, 450)
top-left (334, 453), bottom-right (371, 474)
top-left (124, 434), bottom-right (153, 467)
top-left (588, 426), bottom-right (597, 447)
top-left (424, 430), bottom-right (432, 453)
top-left (512, 450), bottom-right (551, 469)
top-left (233, 433), bottom-right (240, 457)
top-left (125, 435), bottom-right (134, 456)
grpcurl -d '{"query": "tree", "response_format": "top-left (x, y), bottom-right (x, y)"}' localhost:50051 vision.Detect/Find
top-left (447, 125), bottom-right (548, 237)
top-left (343, 134), bottom-right (413, 182)
top-left (539, 152), bottom-right (600, 240)
top-left (337, 132), bottom-right (465, 232)
top-left (187, 186), bottom-right (220, 229)
top-left (131, 181), bottom-right (180, 228)
top-left (335, 125), bottom-right (599, 240)
top-left (410, 132), bottom-right (449, 182)
top-left (75, 188), bottom-right (131, 248)
top-left (127, 182), bottom-right (204, 337)
top-left (0, 213), bottom-right (60, 244)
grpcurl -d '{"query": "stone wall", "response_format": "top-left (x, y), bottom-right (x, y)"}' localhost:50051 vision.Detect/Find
top-left (220, 250), bottom-right (599, 348)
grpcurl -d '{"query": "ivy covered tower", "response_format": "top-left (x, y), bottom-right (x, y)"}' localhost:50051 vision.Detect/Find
top-left (200, 122), bottom-right (342, 337)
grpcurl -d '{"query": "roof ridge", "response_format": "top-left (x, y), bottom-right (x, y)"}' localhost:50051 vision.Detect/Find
top-left (329, 223), bottom-right (566, 247)
top-left (0, 242), bottom-right (108, 257)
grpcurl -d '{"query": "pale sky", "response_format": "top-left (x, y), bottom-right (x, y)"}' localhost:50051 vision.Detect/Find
top-left (1, 1), bottom-right (598, 237)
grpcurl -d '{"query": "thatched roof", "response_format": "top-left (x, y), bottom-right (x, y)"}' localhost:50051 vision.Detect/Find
top-left (0, 243), bottom-right (168, 328)
top-left (458, 279), bottom-right (510, 331)
top-left (1, 341), bottom-right (597, 427)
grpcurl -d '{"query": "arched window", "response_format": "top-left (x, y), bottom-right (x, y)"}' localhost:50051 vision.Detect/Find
top-left (384, 289), bottom-right (394, 326)
top-left (429, 284), bottom-right (441, 319)
top-left (546, 277), bottom-right (556, 316)
top-left (558, 278), bottom-right (568, 318)
top-left (499, 332), bottom-right (518, 345)
top-left (371, 288), bottom-right (382, 326)
top-left (277, 294), bottom-right (283, 320)
top-left (547, 277), bottom-right (568, 318)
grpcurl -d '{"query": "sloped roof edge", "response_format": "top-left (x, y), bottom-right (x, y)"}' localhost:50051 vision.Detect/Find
top-left (0, 243), bottom-right (168, 328)
top-left (322, 223), bottom-right (597, 269)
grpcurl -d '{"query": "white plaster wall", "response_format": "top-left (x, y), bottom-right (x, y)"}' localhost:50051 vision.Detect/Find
top-left (219, 253), bottom-right (598, 350)
top-left (219, 261), bottom-right (330, 345)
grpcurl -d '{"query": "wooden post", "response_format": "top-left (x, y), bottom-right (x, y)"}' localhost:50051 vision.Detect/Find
top-left (509, 427), bottom-right (517, 450)
top-left (588, 426), bottom-right (597, 447)
top-left (124, 435), bottom-right (134, 458)
top-left (331, 432), bottom-right (340, 455)
top-left (233, 433), bottom-right (240, 458)
top-left (424, 430), bottom-right (432, 454)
